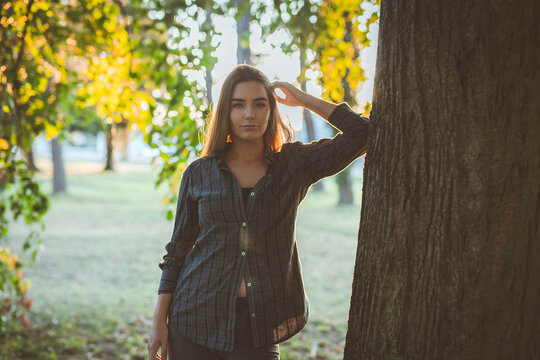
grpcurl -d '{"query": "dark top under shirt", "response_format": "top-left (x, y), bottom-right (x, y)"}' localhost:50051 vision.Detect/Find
top-left (241, 187), bottom-right (253, 211)
top-left (158, 103), bottom-right (370, 351)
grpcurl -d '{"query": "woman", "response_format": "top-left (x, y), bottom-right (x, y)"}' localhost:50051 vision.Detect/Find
top-left (147, 64), bottom-right (369, 360)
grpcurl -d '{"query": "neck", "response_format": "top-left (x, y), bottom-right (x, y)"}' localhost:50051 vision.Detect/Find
top-left (225, 139), bottom-right (265, 162)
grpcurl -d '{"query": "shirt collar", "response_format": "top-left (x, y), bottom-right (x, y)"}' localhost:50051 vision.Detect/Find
top-left (208, 142), bottom-right (277, 166)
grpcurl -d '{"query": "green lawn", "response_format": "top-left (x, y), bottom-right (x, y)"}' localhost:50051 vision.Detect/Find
top-left (2, 160), bottom-right (364, 360)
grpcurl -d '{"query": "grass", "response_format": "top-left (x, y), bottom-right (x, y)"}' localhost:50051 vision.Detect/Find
top-left (1, 159), bottom-right (364, 360)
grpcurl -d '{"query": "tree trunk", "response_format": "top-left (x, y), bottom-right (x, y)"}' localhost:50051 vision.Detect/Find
top-left (236, 0), bottom-right (251, 65)
top-left (104, 123), bottom-right (115, 171)
top-left (205, 5), bottom-right (213, 105)
top-left (25, 146), bottom-right (39, 172)
top-left (336, 169), bottom-right (353, 204)
top-left (115, 115), bottom-right (129, 161)
top-left (332, 14), bottom-right (356, 205)
top-left (51, 136), bottom-right (66, 193)
top-left (299, 49), bottom-right (323, 191)
top-left (205, 68), bottom-right (213, 104)
top-left (345, 1), bottom-right (539, 359)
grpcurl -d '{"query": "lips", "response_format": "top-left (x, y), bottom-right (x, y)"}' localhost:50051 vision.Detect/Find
top-left (241, 125), bottom-right (258, 129)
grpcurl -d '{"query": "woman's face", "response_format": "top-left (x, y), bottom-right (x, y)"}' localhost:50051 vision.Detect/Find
top-left (228, 81), bottom-right (271, 143)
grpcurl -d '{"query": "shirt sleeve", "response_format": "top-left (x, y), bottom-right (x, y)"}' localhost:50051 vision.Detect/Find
top-left (157, 164), bottom-right (199, 295)
top-left (293, 102), bottom-right (370, 186)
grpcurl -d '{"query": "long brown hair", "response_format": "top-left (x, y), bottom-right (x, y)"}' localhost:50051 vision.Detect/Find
top-left (200, 65), bottom-right (295, 157)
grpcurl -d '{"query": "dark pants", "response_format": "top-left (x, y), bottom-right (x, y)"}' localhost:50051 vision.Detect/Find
top-left (168, 297), bottom-right (280, 360)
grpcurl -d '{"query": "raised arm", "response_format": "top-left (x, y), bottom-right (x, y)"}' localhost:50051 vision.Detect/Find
top-left (272, 82), bottom-right (370, 186)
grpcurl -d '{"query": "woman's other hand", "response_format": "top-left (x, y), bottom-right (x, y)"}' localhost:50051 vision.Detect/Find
top-left (272, 81), bottom-right (307, 107)
top-left (148, 319), bottom-right (170, 360)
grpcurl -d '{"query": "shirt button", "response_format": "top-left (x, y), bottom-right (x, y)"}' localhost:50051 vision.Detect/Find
top-left (250, 191), bottom-right (255, 196)
top-left (247, 282), bottom-right (252, 287)
top-left (251, 313), bottom-right (256, 317)
top-left (242, 222), bottom-right (247, 227)
top-left (241, 251), bottom-right (246, 256)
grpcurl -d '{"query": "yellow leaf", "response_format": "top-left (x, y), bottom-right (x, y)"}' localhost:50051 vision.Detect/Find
top-left (44, 121), bottom-right (59, 139)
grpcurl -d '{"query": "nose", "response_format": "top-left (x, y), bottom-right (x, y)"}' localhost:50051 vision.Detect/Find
top-left (244, 104), bottom-right (255, 118)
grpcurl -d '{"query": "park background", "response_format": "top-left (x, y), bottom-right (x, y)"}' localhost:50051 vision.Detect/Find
top-left (1, 1), bottom-right (380, 359)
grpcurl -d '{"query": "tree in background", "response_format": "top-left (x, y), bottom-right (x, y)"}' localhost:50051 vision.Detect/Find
top-left (345, 1), bottom-right (539, 358)
top-left (202, 3), bottom-right (217, 105)
top-left (268, 0), bottom-right (324, 190)
top-left (314, 0), bottom-right (378, 204)
top-left (269, 0), bottom-right (378, 200)
top-left (0, 0), bottom-right (121, 330)
top-left (105, 0), bottom-right (221, 216)
top-left (76, 12), bottom-right (155, 171)
top-left (235, 0), bottom-right (251, 64)
top-left (0, 0), bottom-right (207, 329)
top-left (76, 0), bottom-right (213, 212)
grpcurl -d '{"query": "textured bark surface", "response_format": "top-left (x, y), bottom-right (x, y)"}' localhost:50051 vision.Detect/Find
top-left (345, 1), bottom-right (539, 359)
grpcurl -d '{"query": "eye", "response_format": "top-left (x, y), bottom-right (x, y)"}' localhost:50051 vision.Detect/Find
top-left (255, 103), bottom-right (266, 108)
top-left (232, 103), bottom-right (244, 108)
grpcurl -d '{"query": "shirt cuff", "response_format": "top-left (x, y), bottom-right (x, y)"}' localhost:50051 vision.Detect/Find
top-left (158, 269), bottom-right (179, 294)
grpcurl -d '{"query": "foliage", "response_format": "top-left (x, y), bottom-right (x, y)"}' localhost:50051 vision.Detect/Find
top-left (314, 0), bottom-right (379, 104)
top-left (76, 13), bottom-right (155, 136)
top-left (0, 0), bottom-right (122, 330)
top-left (266, 0), bottom-right (378, 205)
top-left (107, 0), bottom-right (216, 210)
top-left (268, 0), bottom-right (379, 106)
top-left (0, 0), bottom-right (223, 327)
top-left (0, 246), bottom-right (33, 333)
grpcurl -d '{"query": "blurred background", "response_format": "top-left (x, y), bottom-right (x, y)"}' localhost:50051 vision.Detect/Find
top-left (0, 0), bottom-right (379, 358)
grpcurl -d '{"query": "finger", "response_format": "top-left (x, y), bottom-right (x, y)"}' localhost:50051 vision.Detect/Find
top-left (272, 81), bottom-right (290, 94)
top-left (272, 87), bottom-right (288, 102)
top-left (274, 95), bottom-right (290, 106)
top-left (272, 82), bottom-right (289, 91)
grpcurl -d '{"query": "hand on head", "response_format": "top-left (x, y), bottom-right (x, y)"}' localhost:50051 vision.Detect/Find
top-left (271, 81), bottom-right (306, 107)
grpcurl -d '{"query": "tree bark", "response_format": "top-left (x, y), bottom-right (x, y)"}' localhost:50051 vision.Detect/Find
top-left (345, 1), bottom-right (540, 359)
top-left (51, 136), bottom-right (66, 193)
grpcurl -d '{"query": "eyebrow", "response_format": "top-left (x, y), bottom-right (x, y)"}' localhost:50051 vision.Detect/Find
top-left (231, 97), bottom-right (268, 102)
